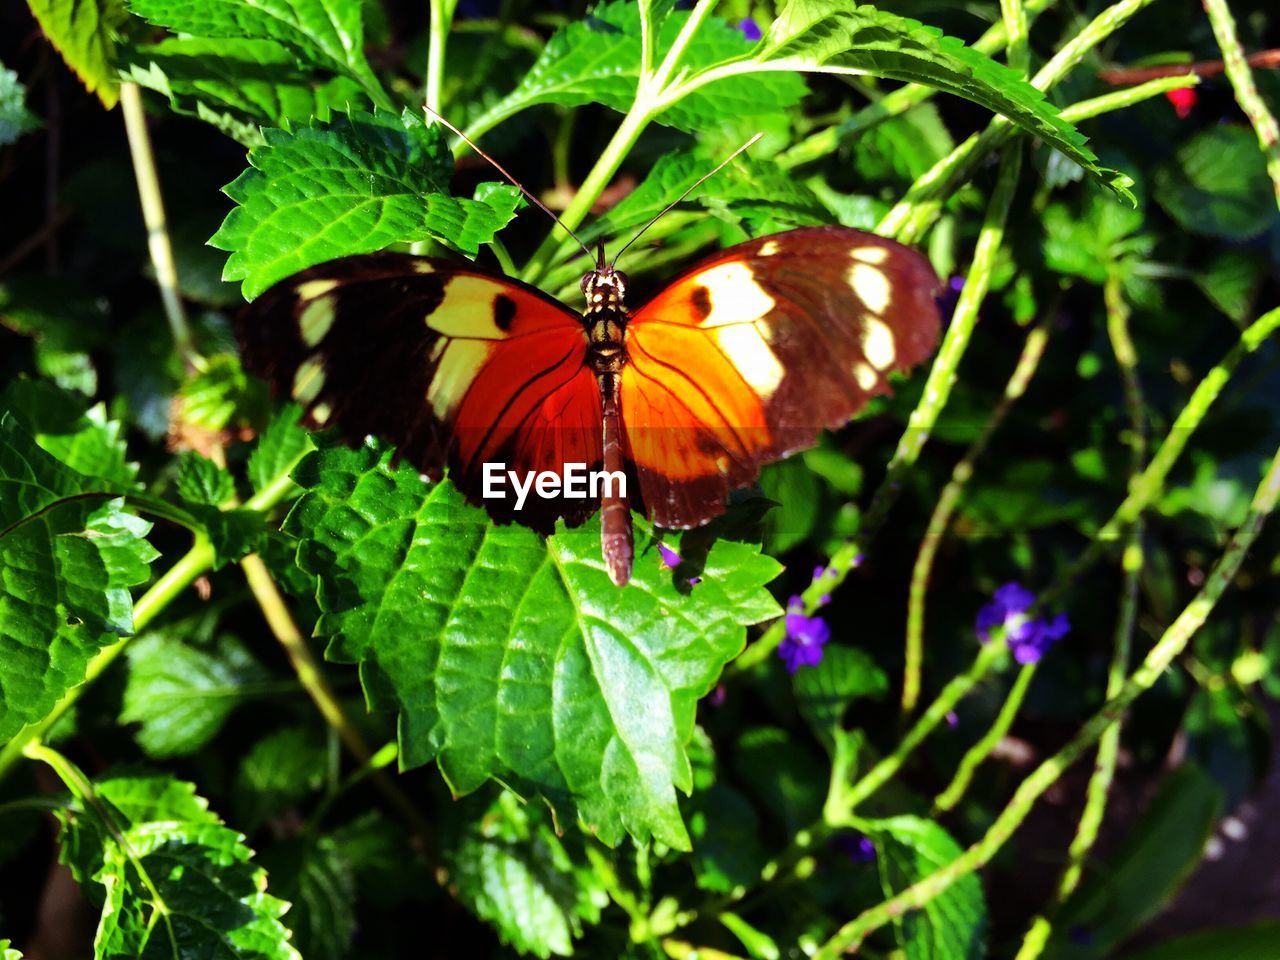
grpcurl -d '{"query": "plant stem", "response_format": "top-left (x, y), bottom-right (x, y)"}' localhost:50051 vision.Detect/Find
top-left (1002, 0), bottom-right (1029, 73)
top-left (903, 318), bottom-right (1053, 713)
top-left (812, 442), bottom-right (1280, 960)
top-left (844, 641), bottom-right (1007, 811)
top-left (934, 662), bottom-right (1037, 813)
top-left (425, 0), bottom-right (457, 115)
top-left (1203, 0), bottom-right (1280, 208)
top-left (1060, 74), bottom-right (1199, 123)
top-left (0, 457), bottom-right (305, 783)
top-left (119, 82), bottom-right (199, 372)
top-left (239, 554), bottom-right (433, 842)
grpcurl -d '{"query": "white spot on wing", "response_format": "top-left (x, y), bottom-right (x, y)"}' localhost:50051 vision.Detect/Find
top-left (427, 276), bottom-right (511, 339)
top-left (697, 262), bottom-right (776, 328)
top-left (298, 296), bottom-right (337, 346)
top-left (411, 261), bottom-right (435, 274)
top-left (297, 279), bottom-right (340, 299)
top-left (862, 317), bottom-right (896, 370)
top-left (427, 340), bottom-right (492, 417)
top-left (715, 325), bottom-right (784, 397)
top-left (292, 358), bottom-right (325, 404)
top-left (850, 246), bottom-right (889, 265)
top-left (853, 362), bottom-right (878, 391)
top-left (849, 262), bottom-right (891, 313)
top-left (758, 239), bottom-right (780, 257)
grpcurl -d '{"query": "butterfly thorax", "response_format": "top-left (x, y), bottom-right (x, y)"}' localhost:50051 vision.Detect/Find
top-left (582, 268), bottom-right (630, 375)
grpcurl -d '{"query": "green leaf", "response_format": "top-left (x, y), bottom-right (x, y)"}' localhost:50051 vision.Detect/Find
top-left (27, 0), bottom-right (125, 107)
top-left (793, 644), bottom-right (887, 746)
top-left (0, 940), bottom-right (20, 959)
top-left (212, 109), bottom-right (523, 298)
top-left (233, 726), bottom-right (327, 830)
top-left (477, 1), bottom-right (805, 132)
top-left (2, 379), bottom-right (138, 487)
top-left (0, 275), bottom-right (109, 394)
top-left (0, 64), bottom-right (39, 147)
top-left (127, 0), bottom-right (385, 102)
top-left (760, 457), bottom-right (822, 555)
top-left (54, 772), bottom-right (300, 960)
top-left (868, 815), bottom-right (987, 960)
top-left (1124, 922), bottom-right (1280, 960)
top-left (1154, 126), bottom-right (1279, 240)
top-left (248, 404), bottom-right (314, 496)
top-left (446, 790), bottom-right (605, 958)
top-left (1194, 249), bottom-right (1267, 323)
top-left (261, 836), bottom-right (356, 960)
top-left (686, 783), bottom-right (768, 894)
top-left (749, 1), bottom-right (1131, 199)
top-left (120, 38), bottom-right (370, 145)
top-left (1053, 763), bottom-right (1223, 957)
top-left (285, 438), bottom-right (782, 848)
top-left (0, 415), bottom-right (157, 743)
top-left (175, 352), bottom-right (267, 433)
top-left (175, 451), bottom-right (235, 506)
top-left (849, 102), bottom-right (954, 184)
top-left (120, 632), bottom-right (273, 757)
top-left (732, 727), bottom-right (824, 835)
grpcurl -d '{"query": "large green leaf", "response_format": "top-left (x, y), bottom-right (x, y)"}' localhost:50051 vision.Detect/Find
top-left (55, 773), bottom-right (300, 960)
top-left (121, 37), bottom-right (370, 144)
top-left (1124, 922), bottom-right (1280, 960)
top-left (120, 632), bottom-right (274, 757)
top-left (284, 439), bottom-right (782, 848)
top-left (261, 836), bottom-right (357, 960)
top-left (473, 0), bottom-right (804, 133)
top-left (233, 726), bottom-right (327, 830)
top-left (2, 379), bottom-right (138, 488)
top-left (446, 790), bottom-right (605, 958)
top-left (0, 415), bottom-right (157, 743)
top-left (869, 816), bottom-right (987, 960)
top-left (127, 0), bottom-right (384, 100)
top-left (212, 109), bottom-right (523, 298)
top-left (743, 1), bottom-right (1130, 199)
top-left (1153, 126), bottom-right (1278, 240)
top-left (27, 0), bottom-right (126, 107)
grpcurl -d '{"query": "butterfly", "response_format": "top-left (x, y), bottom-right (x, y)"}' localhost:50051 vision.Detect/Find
top-left (237, 224), bottom-right (941, 586)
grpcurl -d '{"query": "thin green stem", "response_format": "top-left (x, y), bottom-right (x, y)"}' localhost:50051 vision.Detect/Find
top-left (1046, 305), bottom-right (1280, 603)
top-left (1002, 0), bottom-right (1029, 73)
top-left (845, 641), bottom-right (1007, 811)
top-left (0, 455), bottom-right (305, 783)
top-left (1203, 0), bottom-right (1280, 208)
top-left (425, 0), bottom-right (458, 115)
top-left (934, 663), bottom-right (1037, 813)
top-left (239, 554), bottom-right (434, 843)
top-left (1060, 74), bottom-right (1199, 123)
top-left (813, 442), bottom-right (1280, 960)
top-left (733, 147), bottom-right (1022, 675)
top-left (119, 82), bottom-right (199, 372)
top-left (903, 318), bottom-right (1053, 713)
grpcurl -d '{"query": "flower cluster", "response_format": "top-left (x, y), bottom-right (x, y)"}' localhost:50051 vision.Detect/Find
top-left (779, 595), bottom-right (830, 673)
top-left (976, 582), bottom-right (1071, 664)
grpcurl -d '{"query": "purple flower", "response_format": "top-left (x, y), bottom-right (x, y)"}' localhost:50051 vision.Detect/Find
top-left (737, 17), bottom-right (763, 42)
top-left (779, 595), bottom-right (830, 672)
top-left (658, 544), bottom-right (682, 569)
top-left (975, 582), bottom-right (1071, 664)
top-left (945, 710), bottom-right (959, 729)
top-left (831, 833), bottom-right (876, 863)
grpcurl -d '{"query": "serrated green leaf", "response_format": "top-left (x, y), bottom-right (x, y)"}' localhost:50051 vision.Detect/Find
top-left (120, 37), bottom-right (371, 144)
top-left (0, 416), bottom-right (157, 743)
top-left (476, 1), bottom-right (804, 133)
top-left (447, 790), bottom-right (605, 958)
top-left (2, 379), bottom-right (138, 487)
top-left (750, 1), bottom-right (1130, 199)
top-left (869, 815), bottom-right (987, 959)
top-left (284, 438), bottom-right (782, 848)
top-left (234, 726), bottom-right (327, 830)
top-left (0, 64), bottom-right (39, 146)
top-left (55, 772), bottom-right (300, 960)
top-left (175, 352), bottom-right (267, 433)
top-left (120, 632), bottom-right (273, 757)
top-left (27, 0), bottom-right (125, 107)
top-left (175, 451), bottom-right (235, 506)
top-left (248, 404), bottom-right (314, 496)
top-left (212, 109), bottom-right (522, 298)
top-left (1194, 250), bottom-right (1266, 323)
top-left (849, 102), bottom-right (954, 184)
top-left (261, 836), bottom-right (356, 960)
top-left (793, 644), bottom-right (887, 746)
top-left (1154, 126), bottom-right (1278, 240)
top-left (127, 0), bottom-right (384, 102)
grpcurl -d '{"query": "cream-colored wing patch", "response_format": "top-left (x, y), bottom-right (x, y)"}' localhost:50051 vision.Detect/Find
top-left (427, 340), bottom-right (493, 418)
top-left (292, 357), bottom-right (326, 404)
top-left (848, 262), bottom-right (891, 313)
top-left (758, 239), bottom-right (781, 257)
top-left (862, 317), bottom-right (896, 370)
top-left (850, 246), bottom-right (889, 265)
top-left (853, 362), bottom-right (878, 391)
top-left (299, 296), bottom-right (337, 346)
top-left (297, 279), bottom-right (340, 299)
top-left (714, 325), bottom-right (784, 397)
top-left (697, 262), bottom-right (776, 328)
top-left (426, 276), bottom-right (512, 339)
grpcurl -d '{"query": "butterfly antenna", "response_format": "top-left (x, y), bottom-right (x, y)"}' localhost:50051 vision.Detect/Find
top-left (424, 104), bottom-right (594, 264)
top-left (609, 132), bottom-right (764, 268)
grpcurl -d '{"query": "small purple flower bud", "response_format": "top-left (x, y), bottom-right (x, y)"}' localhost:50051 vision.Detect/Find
top-left (831, 833), bottom-right (876, 863)
top-left (946, 710), bottom-right (959, 729)
top-left (819, 594), bottom-right (831, 607)
top-left (737, 17), bottom-right (762, 42)
top-left (658, 543), bottom-right (682, 569)
top-left (976, 582), bottom-right (1071, 663)
top-left (779, 597), bottom-right (830, 673)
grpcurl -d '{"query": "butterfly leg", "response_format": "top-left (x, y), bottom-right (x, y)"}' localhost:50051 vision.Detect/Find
top-left (600, 374), bottom-right (633, 586)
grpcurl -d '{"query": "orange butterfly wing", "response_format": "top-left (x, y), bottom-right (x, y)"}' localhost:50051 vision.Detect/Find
top-left (622, 226), bottom-right (941, 528)
top-left (237, 252), bottom-right (601, 529)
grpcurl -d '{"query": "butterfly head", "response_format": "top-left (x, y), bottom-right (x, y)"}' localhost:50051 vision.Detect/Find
top-left (581, 266), bottom-right (630, 313)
